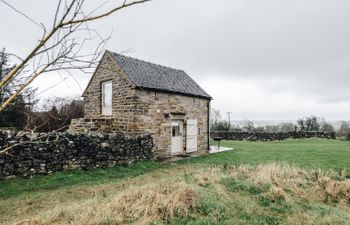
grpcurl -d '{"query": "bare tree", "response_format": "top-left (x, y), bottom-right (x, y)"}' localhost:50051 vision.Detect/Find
top-left (339, 121), bottom-right (350, 133)
top-left (0, 0), bottom-right (151, 112)
top-left (265, 125), bottom-right (280, 133)
top-left (279, 123), bottom-right (296, 133)
top-left (24, 96), bottom-right (83, 132)
top-left (297, 116), bottom-right (321, 132)
top-left (210, 108), bottom-right (222, 129)
top-left (0, 48), bottom-right (38, 128)
top-left (242, 120), bottom-right (255, 132)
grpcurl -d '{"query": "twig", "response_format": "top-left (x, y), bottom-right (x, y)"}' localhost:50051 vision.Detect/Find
top-left (0, 0), bottom-right (151, 112)
top-left (0, 125), bottom-right (69, 155)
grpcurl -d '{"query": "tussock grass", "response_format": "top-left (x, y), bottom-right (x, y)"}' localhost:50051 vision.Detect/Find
top-left (8, 179), bottom-right (197, 225)
top-left (2, 163), bottom-right (350, 225)
top-left (109, 180), bottom-right (196, 223)
top-left (325, 180), bottom-right (350, 203)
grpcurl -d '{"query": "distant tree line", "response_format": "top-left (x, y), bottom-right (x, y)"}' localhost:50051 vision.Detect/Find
top-left (0, 49), bottom-right (83, 132)
top-left (0, 48), bottom-right (32, 128)
top-left (338, 121), bottom-right (350, 133)
top-left (210, 108), bottom-right (344, 133)
top-left (23, 97), bottom-right (84, 132)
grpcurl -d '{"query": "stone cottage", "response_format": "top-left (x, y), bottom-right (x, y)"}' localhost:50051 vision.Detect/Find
top-left (71, 50), bottom-right (212, 158)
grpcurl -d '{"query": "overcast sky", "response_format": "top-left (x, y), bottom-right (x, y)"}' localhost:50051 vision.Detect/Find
top-left (1, 0), bottom-right (350, 120)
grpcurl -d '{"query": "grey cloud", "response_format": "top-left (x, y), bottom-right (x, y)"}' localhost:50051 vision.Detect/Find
top-left (1, 0), bottom-right (349, 119)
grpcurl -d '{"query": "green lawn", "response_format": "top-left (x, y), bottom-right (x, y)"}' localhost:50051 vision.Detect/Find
top-left (0, 161), bottom-right (164, 199)
top-left (1, 138), bottom-right (350, 225)
top-left (182, 138), bottom-right (350, 173)
top-left (1, 138), bottom-right (349, 199)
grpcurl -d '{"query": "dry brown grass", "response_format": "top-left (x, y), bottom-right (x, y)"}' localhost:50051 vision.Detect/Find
top-left (109, 180), bottom-right (196, 223)
top-left (2, 163), bottom-right (350, 225)
top-left (193, 166), bottom-right (222, 187)
top-left (6, 176), bottom-right (197, 225)
top-left (325, 180), bottom-right (350, 203)
top-left (222, 163), bottom-right (350, 204)
top-left (262, 186), bottom-right (287, 203)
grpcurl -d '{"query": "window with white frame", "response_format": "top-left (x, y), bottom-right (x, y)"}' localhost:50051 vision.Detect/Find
top-left (101, 80), bottom-right (112, 115)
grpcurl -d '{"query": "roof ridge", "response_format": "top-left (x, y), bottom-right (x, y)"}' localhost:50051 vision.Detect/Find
top-left (107, 50), bottom-right (185, 73)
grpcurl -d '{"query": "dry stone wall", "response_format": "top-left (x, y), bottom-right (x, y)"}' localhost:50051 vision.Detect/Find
top-left (210, 131), bottom-right (336, 141)
top-left (0, 131), bottom-right (154, 179)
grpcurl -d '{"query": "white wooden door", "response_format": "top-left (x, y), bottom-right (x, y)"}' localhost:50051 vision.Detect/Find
top-left (171, 121), bottom-right (183, 154)
top-left (186, 119), bottom-right (198, 153)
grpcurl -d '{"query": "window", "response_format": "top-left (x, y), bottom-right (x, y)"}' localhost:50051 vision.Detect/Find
top-left (102, 80), bottom-right (112, 115)
top-left (172, 122), bottom-right (181, 137)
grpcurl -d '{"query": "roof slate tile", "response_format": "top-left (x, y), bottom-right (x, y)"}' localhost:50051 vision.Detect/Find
top-left (108, 51), bottom-right (211, 99)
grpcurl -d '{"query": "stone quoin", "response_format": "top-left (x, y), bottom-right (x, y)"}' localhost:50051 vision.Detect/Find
top-left (70, 50), bottom-right (212, 159)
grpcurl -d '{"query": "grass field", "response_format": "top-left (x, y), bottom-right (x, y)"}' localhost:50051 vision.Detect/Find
top-left (185, 139), bottom-right (350, 173)
top-left (1, 139), bottom-right (350, 225)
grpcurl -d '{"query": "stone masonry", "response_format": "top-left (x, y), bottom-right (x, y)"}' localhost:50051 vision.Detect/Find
top-left (136, 90), bottom-right (210, 158)
top-left (73, 51), bottom-right (211, 159)
top-left (0, 131), bottom-right (154, 179)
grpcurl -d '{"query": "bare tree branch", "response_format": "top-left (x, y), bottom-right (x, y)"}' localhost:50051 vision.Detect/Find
top-left (0, 0), bottom-right (43, 29)
top-left (0, 0), bottom-right (151, 112)
top-left (61, 0), bottom-right (150, 26)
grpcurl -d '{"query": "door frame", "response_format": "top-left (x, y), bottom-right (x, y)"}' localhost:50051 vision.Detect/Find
top-left (171, 120), bottom-right (184, 155)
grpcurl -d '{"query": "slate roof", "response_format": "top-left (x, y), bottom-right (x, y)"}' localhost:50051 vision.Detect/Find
top-left (107, 51), bottom-right (212, 99)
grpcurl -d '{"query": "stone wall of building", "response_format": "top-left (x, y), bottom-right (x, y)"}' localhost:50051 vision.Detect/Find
top-left (136, 90), bottom-right (210, 158)
top-left (80, 52), bottom-right (210, 159)
top-left (83, 53), bottom-right (144, 136)
top-left (69, 118), bottom-right (119, 133)
top-left (74, 89), bottom-right (211, 159)
top-left (0, 131), bottom-right (154, 179)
